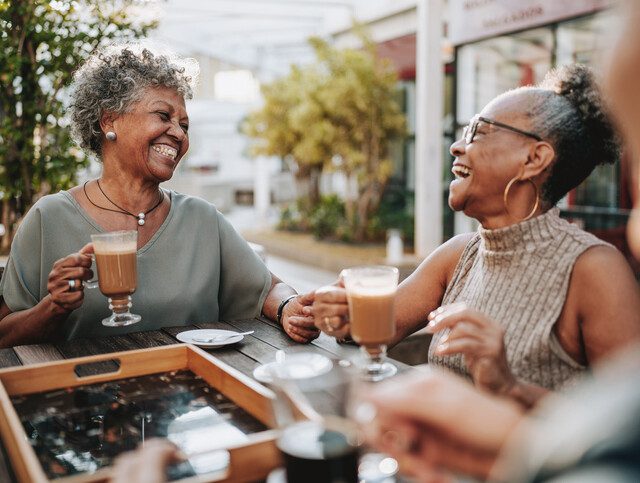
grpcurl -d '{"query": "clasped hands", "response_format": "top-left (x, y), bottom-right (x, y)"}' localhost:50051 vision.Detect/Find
top-left (280, 291), bottom-right (320, 343)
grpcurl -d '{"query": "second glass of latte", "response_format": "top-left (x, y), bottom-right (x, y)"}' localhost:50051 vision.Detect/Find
top-left (341, 265), bottom-right (399, 382)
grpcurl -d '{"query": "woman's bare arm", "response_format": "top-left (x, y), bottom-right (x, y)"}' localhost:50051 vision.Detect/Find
top-left (571, 246), bottom-right (640, 363)
top-left (0, 297), bottom-right (70, 347)
top-left (391, 233), bottom-right (474, 345)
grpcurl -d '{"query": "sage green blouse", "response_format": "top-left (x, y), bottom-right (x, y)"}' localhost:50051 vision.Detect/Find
top-left (0, 190), bottom-right (272, 340)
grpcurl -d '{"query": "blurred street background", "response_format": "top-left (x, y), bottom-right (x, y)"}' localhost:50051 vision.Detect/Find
top-left (2, 0), bottom-right (633, 281)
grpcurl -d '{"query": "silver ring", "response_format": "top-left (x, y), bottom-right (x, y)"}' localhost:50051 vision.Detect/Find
top-left (68, 279), bottom-right (77, 291)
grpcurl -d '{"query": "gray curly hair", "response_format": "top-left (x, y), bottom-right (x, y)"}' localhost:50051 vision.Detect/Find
top-left (494, 64), bottom-right (619, 205)
top-left (69, 43), bottom-right (199, 159)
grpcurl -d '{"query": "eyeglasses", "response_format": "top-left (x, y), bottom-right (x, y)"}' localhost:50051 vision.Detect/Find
top-left (462, 115), bottom-right (543, 145)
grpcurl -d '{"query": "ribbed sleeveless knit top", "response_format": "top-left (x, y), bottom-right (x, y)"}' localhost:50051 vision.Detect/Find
top-left (428, 208), bottom-right (609, 391)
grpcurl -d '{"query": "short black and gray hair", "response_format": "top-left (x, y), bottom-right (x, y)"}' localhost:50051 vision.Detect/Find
top-left (69, 43), bottom-right (199, 158)
top-left (498, 64), bottom-right (620, 205)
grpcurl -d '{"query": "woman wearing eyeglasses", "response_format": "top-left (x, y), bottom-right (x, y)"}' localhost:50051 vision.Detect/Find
top-left (313, 64), bottom-right (640, 407)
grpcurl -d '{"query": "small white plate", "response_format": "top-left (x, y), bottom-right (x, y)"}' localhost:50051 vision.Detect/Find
top-left (253, 353), bottom-right (333, 384)
top-left (176, 329), bottom-right (245, 348)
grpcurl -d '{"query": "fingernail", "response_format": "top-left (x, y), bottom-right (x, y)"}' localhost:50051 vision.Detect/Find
top-left (436, 342), bottom-right (448, 353)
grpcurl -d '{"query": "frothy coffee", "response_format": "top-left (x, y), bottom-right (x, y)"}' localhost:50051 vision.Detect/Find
top-left (94, 241), bottom-right (137, 299)
top-left (347, 287), bottom-right (396, 347)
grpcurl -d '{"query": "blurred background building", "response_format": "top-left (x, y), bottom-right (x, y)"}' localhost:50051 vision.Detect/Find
top-left (131, 0), bottom-right (628, 261)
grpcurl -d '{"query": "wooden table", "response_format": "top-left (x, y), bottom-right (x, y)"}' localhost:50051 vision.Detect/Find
top-left (0, 317), bottom-right (407, 482)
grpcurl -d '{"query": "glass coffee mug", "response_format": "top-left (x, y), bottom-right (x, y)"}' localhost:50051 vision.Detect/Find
top-left (341, 266), bottom-right (399, 382)
top-left (270, 356), bottom-right (360, 483)
top-left (87, 230), bottom-right (141, 327)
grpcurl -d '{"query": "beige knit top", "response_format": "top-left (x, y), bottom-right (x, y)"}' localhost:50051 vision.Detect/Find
top-left (428, 208), bottom-right (609, 391)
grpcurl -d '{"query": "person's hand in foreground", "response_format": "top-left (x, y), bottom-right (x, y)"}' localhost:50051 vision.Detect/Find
top-left (281, 292), bottom-right (320, 343)
top-left (312, 282), bottom-right (351, 340)
top-left (359, 369), bottom-right (524, 481)
top-left (111, 439), bottom-right (181, 483)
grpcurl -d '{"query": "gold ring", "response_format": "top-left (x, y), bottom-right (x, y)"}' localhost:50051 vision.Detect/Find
top-left (323, 316), bottom-right (333, 332)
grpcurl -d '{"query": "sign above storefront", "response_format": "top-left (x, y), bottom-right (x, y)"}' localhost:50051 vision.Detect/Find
top-left (450, 0), bottom-right (617, 45)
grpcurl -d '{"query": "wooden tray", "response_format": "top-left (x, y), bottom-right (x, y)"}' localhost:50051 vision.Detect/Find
top-left (0, 344), bottom-right (282, 483)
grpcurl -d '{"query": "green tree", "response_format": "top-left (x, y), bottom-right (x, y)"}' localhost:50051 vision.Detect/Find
top-left (241, 66), bottom-right (333, 206)
top-left (310, 35), bottom-right (405, 241)
top-left (0, 0), bottom-right (156, 252)
top-left (242, 31), bottom-right (406, 242)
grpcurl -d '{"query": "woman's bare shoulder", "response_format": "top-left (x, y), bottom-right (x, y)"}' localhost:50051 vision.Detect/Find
top-left (408, 232), bottom-right (477, 287)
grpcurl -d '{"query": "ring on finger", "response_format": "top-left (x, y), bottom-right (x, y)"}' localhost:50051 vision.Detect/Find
top-left (68, 279), bottom-right (77, 292)
top-left (323, 316), bottom-right (334, 332)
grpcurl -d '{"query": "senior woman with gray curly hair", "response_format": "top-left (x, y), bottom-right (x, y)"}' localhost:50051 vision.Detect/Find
top-left (0, 44), bottom-right (318, 347)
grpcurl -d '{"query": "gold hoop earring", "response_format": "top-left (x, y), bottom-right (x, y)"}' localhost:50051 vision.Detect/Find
top-left (503, 177), bottom-right (539, 222)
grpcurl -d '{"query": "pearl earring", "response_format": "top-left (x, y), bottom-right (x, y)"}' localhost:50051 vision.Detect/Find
top-left (106, 131), bottom-right (117, 141)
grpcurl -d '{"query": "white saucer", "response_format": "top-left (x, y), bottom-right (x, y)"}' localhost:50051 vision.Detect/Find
top-left (176, 329), bottom-right (245, 348)
top-left (253, 353), bottom-right (333, 383)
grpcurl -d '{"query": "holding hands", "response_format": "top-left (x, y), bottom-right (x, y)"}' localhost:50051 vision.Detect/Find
top-left (311, 283), bottom-right (351, 340)
top-left (47, 243), bottom-right (95, 314)
top-left (427, 303), bottom-right (516, 396)
top-left (281, 292), bottom-right (320, 343)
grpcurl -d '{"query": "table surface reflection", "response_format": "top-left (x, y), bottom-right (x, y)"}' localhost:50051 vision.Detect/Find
top-left (0, 317), bottom-right (408, 482)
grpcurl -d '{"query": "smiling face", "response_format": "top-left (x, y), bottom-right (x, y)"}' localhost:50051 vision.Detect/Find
top-left (448, 92), bottom-right (540, 221)
top-left (106, 86), bottom-right (190, 182)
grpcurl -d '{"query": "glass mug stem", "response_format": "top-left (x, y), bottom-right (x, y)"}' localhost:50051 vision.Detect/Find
top-left (360, 345), bottom-right (397, 382)
top-left (104, 295), bottom-right (141, 327)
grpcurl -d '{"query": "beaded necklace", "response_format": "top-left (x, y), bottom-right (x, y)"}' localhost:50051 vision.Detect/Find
top-left (83, 180), bottom-right (164, 227)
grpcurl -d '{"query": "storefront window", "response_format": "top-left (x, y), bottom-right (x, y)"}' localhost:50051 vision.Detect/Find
top-left (457, 28), bottom-right (553, 126)
top-left (556, 10), bottom-right (619, 67)
top-left (455, 11), bottom-right (624, 221)
top-left (556, 11), bottom-right (621, 212)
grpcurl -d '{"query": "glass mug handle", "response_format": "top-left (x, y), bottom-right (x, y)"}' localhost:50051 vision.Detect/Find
top-left (83, 254), bottom-right (99, 289)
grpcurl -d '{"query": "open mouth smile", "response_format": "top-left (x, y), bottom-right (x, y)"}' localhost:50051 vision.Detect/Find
top-left (151, 144), bottom-right (178, 160)
top-left (452, 164), bottom-right (472, 179)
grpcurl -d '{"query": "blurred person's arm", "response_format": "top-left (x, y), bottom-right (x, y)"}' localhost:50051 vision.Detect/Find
top-left (111, 439), bottom-right (180, 483)
top-left (361, 369), bottom-right (524, 481)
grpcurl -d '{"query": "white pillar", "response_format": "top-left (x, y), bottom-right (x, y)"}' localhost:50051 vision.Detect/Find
top-left (414, 0), bottom-right (444, 257)
top-left (254, 156), bottom-right (271, 228)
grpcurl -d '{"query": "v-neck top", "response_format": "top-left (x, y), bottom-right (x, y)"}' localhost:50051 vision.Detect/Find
top-left (0, 190), bottom-right (272, 340)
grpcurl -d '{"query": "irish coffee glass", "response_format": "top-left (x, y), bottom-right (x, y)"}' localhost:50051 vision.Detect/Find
top-left (90, 230), bottom-right (142, 327)
top-left (269, 356), bottom-right (360, 483)
top-left (341, 266), bottom-right (399, 382)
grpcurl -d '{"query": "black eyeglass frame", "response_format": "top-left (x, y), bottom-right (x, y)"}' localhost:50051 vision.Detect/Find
top-left (463, 115), bottom-right (543, 144)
